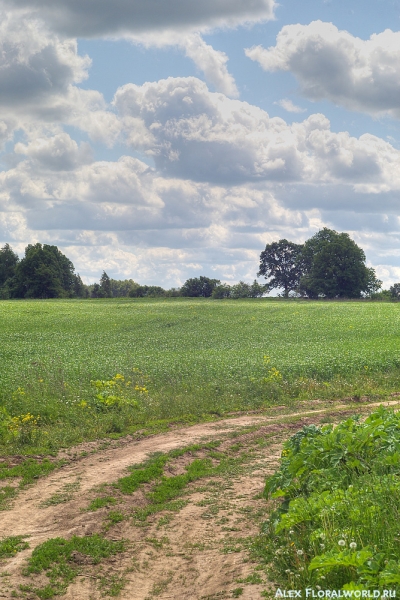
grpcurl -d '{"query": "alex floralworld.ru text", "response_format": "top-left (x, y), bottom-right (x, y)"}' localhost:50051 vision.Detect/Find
top-left (275, 590), bottom-right (396, 598)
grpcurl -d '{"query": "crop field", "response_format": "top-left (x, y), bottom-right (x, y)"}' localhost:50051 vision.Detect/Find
top-left (2, 297), bottom-right (400, 454)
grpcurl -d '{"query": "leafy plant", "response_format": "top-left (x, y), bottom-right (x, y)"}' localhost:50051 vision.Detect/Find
top-left (256, 407), bottom-right (400, 591)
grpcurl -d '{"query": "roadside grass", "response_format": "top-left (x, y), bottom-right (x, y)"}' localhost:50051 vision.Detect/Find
top-left (3, 298), bottom-right (400, 456)
top-left (0, 537), bottom-right (29, 559)
top-left (0, 459), bottom-right (61, 510)
top-left (39, 478), bottom-right (80, 508)
top-left (21, 535), bottom-right (126, 598)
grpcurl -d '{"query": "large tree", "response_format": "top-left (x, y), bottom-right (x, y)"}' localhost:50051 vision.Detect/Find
top-left (12, 243), bottom-right (80, 299)
top-left (258, 239), bottom-right (304, 298)
top-left (299, 228), bottom-right (381, 299)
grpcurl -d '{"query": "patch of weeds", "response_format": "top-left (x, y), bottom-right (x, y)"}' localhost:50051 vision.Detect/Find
top-left (145, 536), bottom-right (169, 551)
top-left (236, 572), bottom-right (264, 584)
top-left (0, 459), bottom-right (61, 510)
top-left (133, 499), bottom-right (189, 523)
top-left (20, 583), bottom-right (56, 599)
top-left (40, 479), bottom-right (80, 508)
top-left (231, 589), bottom-right (244, 598)
top-left (87, 495), bottom-right (117, 511)
top-left (156, 514), bottom-right (173, 528)
top-left (105, 511), bottom-right (125, 527)
top-left (98, 573), bottom-right (127, 596)
top-left (222, 536), bottom-right (250, 554)
top-left (115, 454), bottom-right (169, 494)
top-left (0, 536), bottom-right (29, 558)
top-left (0, 486), bottom-right (18, 510)
top-left (149, 458), bottom-right (213, 504)
top-left (229, 443), bottom-right (243, 453)
top-left (23, 534), bottom-right (125, 597)
top-left (148, 573), bottom-right (173, 596)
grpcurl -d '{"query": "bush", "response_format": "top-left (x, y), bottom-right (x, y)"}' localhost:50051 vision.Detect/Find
top-left (256, 407), bottom-right (400, 590)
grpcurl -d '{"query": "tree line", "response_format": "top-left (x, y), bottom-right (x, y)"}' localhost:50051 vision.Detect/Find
top-left (0, 229), bottom-right (396, 300)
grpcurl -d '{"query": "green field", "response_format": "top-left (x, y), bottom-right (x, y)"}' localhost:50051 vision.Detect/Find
top-left (2, 297), bottom-right (400, 453)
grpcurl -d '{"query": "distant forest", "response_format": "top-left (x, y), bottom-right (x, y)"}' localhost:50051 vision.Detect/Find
top-left (0, 243), bottom-right (264, 300)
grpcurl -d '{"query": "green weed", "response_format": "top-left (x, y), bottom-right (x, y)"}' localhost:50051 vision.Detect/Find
top-left (87, 496), bottom-right (117, 511)
top-left (256, 406), bottom-right (400, 590)
top-left (0, 536), bottom-right (29, 558)
top-left (24, 534), bottom-right (125, 597)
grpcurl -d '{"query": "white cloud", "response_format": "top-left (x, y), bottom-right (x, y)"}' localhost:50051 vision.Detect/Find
top-left (0, 9), bottom-right (90, 110)
top-left (14, 133), bottom-right (93, 171)
top-left (182, 34), bottom-right (238, 97)
top-left (276, 99), bottom-right (307, 113)
top-left (1, 0), bottom-right (276, 38)
top-left (245, 21), bottom-right (400, 118)
top-left (114, 77), bottom-right (400, 189)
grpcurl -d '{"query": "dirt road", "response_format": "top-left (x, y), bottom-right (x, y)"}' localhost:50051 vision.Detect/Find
top-left (1, 399), bottom-right (398, 599)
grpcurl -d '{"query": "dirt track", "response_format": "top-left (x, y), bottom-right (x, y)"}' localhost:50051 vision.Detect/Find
top-left (1, 399), bottom-right (399, 599)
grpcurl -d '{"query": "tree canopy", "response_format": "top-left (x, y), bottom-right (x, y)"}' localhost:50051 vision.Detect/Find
top-left (258, 229), bottom-right (381, 299)
top-left (9, 243), bottom-right (83, 299)
top-left (181, 276), bottom-right (221, 298)
top-left (258, 239), bottom-right (304, 298)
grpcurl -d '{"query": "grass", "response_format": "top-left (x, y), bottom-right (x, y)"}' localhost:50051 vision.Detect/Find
top-left (0, 458), bottom-right (61, 510)
top-left (0, 536), bottom-right (29, 558)
top-left (2, 297), bottom-right (400, 455)
top-left (23, 534), bottom-right (125, 597)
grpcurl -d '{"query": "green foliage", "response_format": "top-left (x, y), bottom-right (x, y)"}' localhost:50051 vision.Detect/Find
top-left (148, 458), bottom-right (213, 504)
top-left (115, 454), bottom-right (169, 494)
top-left (390, 283), bottom-right (400, 299)
top-left (109, 278), bottom-right (139, 297)
top-left (258, 239), bottom-right (304, 298)
top-left (0, 458), bottom-right (59, 509)
top-left (89, 372), bottom-right (145, 412)
top-left (129, 284), bottom-right (168, 298)
top-left (0, 244), bottom-right (19, 298)
top-left (299, 228), bottom-right (381, 299)
top-left (0, 536), bottom-right (29, 558)
top-left (181, 276), bottom-right (221, 297)
top-left (257, 407), bottom-right (400, 590)
top-left (10, 243), bottom-right (84, 299)
top-left (3, 298), bottom-right (400, 454)
top-left (87, 496), bottom-right (117, 511)
top-left (99, 271), bottom-right (112, 298)
top-left (25, 534), bottom-right (125, 596)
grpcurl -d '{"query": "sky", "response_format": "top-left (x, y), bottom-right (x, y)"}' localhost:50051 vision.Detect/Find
top-left (1, 0), bottom-right (400, 288)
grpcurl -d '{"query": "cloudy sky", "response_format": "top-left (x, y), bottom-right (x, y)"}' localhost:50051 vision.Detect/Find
top-left (1, 0), bottom-right (400, 288)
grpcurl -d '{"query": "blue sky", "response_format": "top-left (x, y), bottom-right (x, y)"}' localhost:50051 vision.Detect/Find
top-left (1, 0), bottom-right (400, 288)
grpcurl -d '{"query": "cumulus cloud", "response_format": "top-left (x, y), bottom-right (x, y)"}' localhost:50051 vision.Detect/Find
top-left (182, 34), bottom-right (238, 97)
top-left (0, 8), bottom-right (123, 150)
top-left (0, 9), bottom-right (89, 110)
top-left (1, 0), bottom-right (275, 38)
top-left (113, 76), bottom-right (400, 189)
top-left (245, 21), bottom-right (400, 118)
top-left (276, 99), bottom-right (306, 113)
top-left (14, 133), bottom-right (93, 171)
